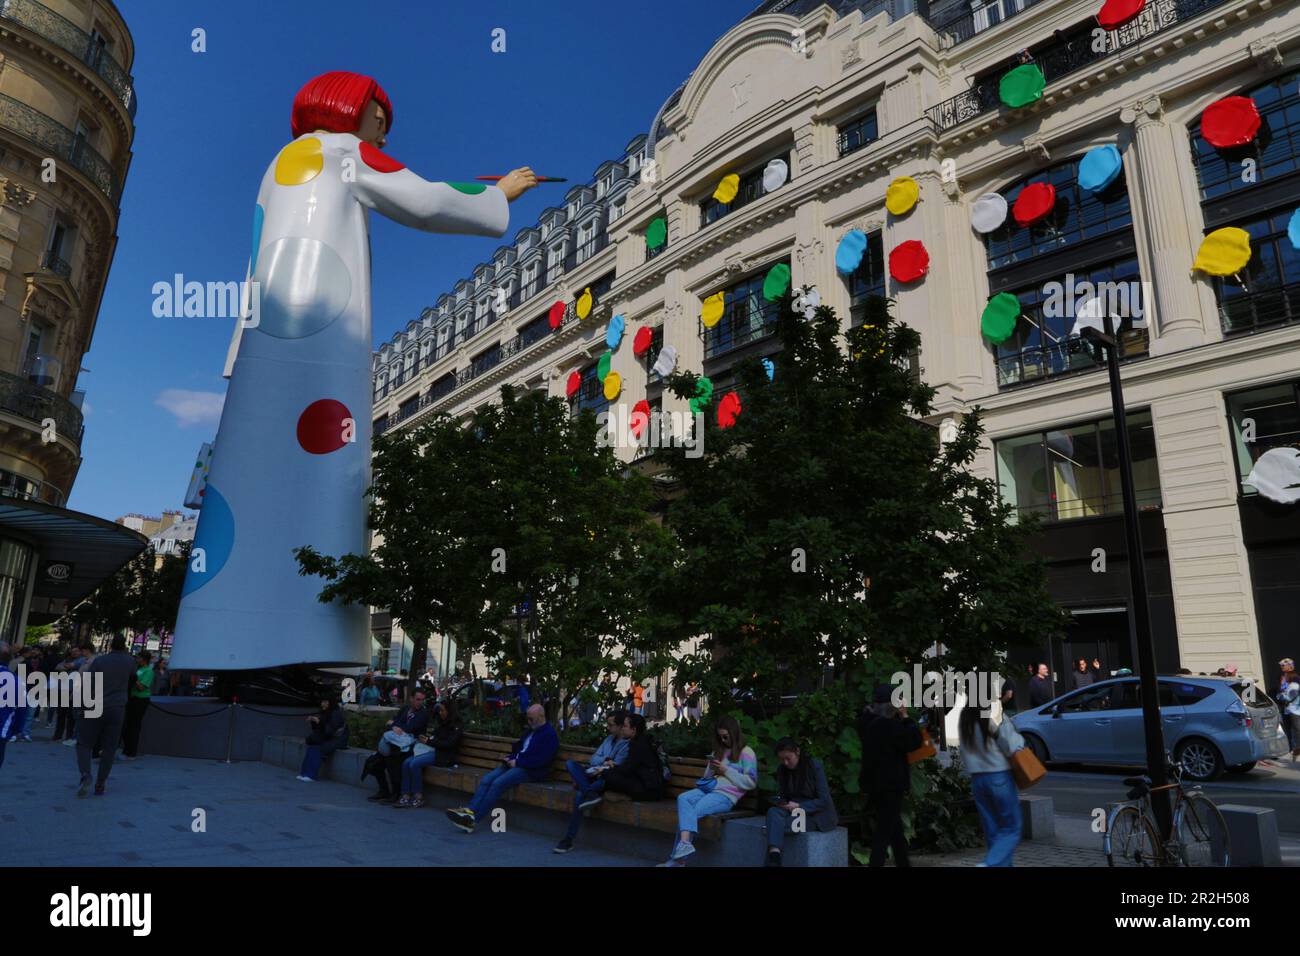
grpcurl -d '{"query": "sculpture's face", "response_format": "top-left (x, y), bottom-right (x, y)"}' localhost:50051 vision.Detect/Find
top-left (356, 98), bottom-right (388, 148)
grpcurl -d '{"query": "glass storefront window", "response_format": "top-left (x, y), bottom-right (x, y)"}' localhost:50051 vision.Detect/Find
top-left (0, 537), bottom-right (33, 644)
top-left (1226, 383), bottom-right (1300, 494)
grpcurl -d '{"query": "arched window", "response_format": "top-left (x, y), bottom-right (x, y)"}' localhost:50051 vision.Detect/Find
top-left (1190, 70), bottom-right (1300, 334)
top-left (983, 155), bottom-right (1146, 388)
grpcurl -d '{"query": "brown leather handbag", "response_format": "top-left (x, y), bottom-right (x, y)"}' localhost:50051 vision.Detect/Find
top-left (1008, 746), bottom-right (1047, 789)
top-left (907, 727), bottom-right (937, 765)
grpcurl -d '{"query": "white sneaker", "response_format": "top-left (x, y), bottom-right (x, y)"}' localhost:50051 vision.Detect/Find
top-left (296, 775), bottom-right (313, 782)
top-left (670, 840), bottom-right (696, 861)
top-left (62, 739), bottom-right (77, 748)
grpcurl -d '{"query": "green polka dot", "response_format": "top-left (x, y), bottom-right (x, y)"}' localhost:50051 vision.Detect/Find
top-left (999, 64), bottom-right (1045, 109)
top-left (981, 293), bottom-right (1022, 345)
top-left (597, 351), bottom-right (612, 382)
top-left (646, 217), bottom-right (667, 251)
top-left (762, 262), bottom-right (792, 302)
top-left (447, 182), bottom-right (487, 195)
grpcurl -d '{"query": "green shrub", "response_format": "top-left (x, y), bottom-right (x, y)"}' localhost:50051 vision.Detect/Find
top-left (345, 710), bottom-right (390, 751)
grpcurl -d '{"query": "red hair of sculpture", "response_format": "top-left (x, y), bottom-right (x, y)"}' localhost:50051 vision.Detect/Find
top-left (291, 71), bottom-right (393, 139)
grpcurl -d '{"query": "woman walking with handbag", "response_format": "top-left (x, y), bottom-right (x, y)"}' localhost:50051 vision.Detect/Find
top-left (958, 697), bottom-right (1027, 867)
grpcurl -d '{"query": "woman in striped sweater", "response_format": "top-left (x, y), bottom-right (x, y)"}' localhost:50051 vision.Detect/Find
top-left (660, 715), bottom-right (757, 866)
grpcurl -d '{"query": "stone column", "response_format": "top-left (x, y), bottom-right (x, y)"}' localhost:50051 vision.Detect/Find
top-left (1120, 95), bottom-right (1211, 355)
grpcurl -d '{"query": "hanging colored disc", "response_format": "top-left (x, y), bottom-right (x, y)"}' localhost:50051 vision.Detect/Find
top-left (713, 174), bottom-right (740, 204)
top-left (762, 158), bottom-right (789, 193)
top-left (630, 399), bottom-right (651, 439)
top-left (717, 392), bottom-right (742, 429)
top-left (1013, 182), bottom-right (1056, 226)
top-left (885, 177), bottom-right (920, 216)
top-left (606, 314), bottom-right (625, 349)
top-left (1288, 208), bottom-right (1300, 251)
top-left (576, 287), bottom-right (593, 320)
top-left (981, 293), bottom-right (1021, 345)
top-left (999, 64), bottom-right (1046, 109)
top-left (701, 291), bottom-right (726, 328)
top-left (836, 230), bottom-right (868, 274)
top-left (1193, 227), bottom-right (1251, 276)
top-left (548, 300), bottom-right (567, 329)
top-left (1201, 96), bottom-right (1261, 149)
top-left (603, 371), bottom-right (622, 401)
top-left (646, 217), bottom-right (667, 250)
top-left (970, 193), bottom-right (1009, 234)
top-left (888, 240), bottom-right (929, 283)
top-left (762, 263), bottom-right (792, 301)
top-left (597, 351), bottom-right (612, 382)
top-left (632, 325), bottom-right (654, 355)
top-left (565, 370), bottom-right (582, 398)
top-left (652, 345), bottom-right (678, 378)
top-left (1078, 145), bottom-right (1122, 193)
top-left (762, 357), bottom-right (775, 380)
top-left (1096, 0), bottom-right (1145, 30)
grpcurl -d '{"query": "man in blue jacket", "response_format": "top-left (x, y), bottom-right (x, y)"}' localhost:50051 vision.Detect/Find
top-left (446, 703), bottom-right (557, 833)
top-left (0, 643), bottom-right (17, 771)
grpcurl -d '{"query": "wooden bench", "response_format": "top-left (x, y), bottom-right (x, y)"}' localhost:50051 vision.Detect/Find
top-left (422, 732), bottom-right (757, 840)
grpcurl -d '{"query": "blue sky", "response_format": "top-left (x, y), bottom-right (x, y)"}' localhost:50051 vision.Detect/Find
top-left (72, 0), bottom-right (760, 520)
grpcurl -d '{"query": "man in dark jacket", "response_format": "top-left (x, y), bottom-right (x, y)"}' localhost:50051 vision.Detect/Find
top-left (76, 635), bottom-right (137, 797)
top-left (858, 684), bottom-right (922, 867)
top-left (597, 713), bottom-right (664, 801)
top-left (365, 689), bottom-right (431, 802)
top-left (1028, 663), bottom-right (1054, 708)
top-left (446, 704), bottom-right (558, 833)
top-left (1071, 659), bottom-right (1094, 691)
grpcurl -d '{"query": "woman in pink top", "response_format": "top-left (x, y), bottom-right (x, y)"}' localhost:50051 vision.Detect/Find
top-left (660, 715), bottom-right (757, 866)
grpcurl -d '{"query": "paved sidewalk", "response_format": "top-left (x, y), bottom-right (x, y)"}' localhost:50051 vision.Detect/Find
top-left (0, 733), bottom-right (637, 867)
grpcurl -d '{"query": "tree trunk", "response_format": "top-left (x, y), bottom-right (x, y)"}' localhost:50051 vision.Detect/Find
top-left (408, 631), bottom-right (429, 701)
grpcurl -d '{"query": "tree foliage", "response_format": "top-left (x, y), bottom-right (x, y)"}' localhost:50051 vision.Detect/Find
top-left (653, 293), bottom-right (1067, 707)
top-left (65, 540), bottom-right (192, 640)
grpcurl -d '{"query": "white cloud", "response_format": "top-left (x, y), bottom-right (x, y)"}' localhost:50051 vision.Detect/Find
top-left (156, 388), bottom-right (224, 428)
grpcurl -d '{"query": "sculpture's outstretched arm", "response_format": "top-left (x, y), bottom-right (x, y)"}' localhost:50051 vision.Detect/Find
top-left (348, 142), bottom-right (509, 238)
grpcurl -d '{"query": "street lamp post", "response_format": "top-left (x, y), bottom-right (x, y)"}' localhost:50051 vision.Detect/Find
top-left (1083, 313), bottom-right (1173, 843)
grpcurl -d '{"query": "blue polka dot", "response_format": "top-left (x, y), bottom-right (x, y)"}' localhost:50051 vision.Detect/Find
top-left (182, 484), bottom-right (234, 597)
top-left (255, 237), bottom-right (353, 339)
top-left (250, 204), bottom-right (264, 275)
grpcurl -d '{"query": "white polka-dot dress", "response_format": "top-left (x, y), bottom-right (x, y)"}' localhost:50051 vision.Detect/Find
top-left (170, 133), bottom-right (509, 671)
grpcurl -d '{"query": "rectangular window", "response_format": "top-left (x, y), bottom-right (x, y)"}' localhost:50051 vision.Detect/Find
top-left (1212, 206), bottom-right (1300, 334)
top-left (1192, 71), bottom-right (1300, 202)
top-left (699, 152), bottom-right (792, 228)
top-left (995, 410), bottom-right (1161, 522)
top-left (702, 260), bottom-right (789, 360)
top-left (644, 325), bottom-right (665, 380)
top-left (837, 109), bottom-right (878, 158)
top-left (1226, 383), bottom-right (1300, 495)
top-left (571, 362), bottom-right (610, 416)
top-left (470, 343), bottom-right (501, 378)
top-left (847, 231), bottom-right (886, 326)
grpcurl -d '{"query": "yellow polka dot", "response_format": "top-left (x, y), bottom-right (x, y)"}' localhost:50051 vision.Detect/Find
top-left (275, 137), bottom-right (323, 186)
top-left (603, 371), bottom-right (622, 401)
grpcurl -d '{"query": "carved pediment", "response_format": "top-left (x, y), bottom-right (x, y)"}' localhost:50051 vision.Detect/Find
top-left (21, 272), bottom-right (78, 322)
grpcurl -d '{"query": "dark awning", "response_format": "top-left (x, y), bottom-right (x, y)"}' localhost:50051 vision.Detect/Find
top-left (0, 497), bottom-right (149, 623)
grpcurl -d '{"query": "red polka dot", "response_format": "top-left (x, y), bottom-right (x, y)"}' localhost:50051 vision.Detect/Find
top-left (717, 392), bottom-right (742, 429)
top-left (1013, 182), bottom-right (1056, 227)
top-left (297, 399), bottom-right (353, 454)
top-left (1096, 0), bottom-right (1144, 29)
top-left (888, 240), bottom-right (929, 283)
top-left (1201, 96), bottom-right (1261, 149)
top-left (630, 399), bottom-right (651, 438)
top-left (549, 300), bottom-right (567, 329)
top-left (632, 326), bottom-right (653, 356)
top-left (359, 142), bottom-right (405, 172)
top-left (566, 370), bottom-right (582, 398)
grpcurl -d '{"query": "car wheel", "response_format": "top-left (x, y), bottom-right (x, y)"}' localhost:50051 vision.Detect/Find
top-left (1175, 738), bottom-right (1224, 782)
top-left (1226, 762), bottom-right (1256, 774)
top-left (1023, 733), bottom-right (1049, 764)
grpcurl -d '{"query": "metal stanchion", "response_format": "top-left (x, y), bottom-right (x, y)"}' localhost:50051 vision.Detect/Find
top-left (222, 699), bottom-right (238, 765)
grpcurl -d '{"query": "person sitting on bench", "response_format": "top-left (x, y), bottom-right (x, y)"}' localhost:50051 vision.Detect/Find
top-left (553, 709), bottom-right (629, 853)
top-left (364, 689), bottom-right (430, 803)
top-left (394, 699), bottom-right (464, 808)
top-left (298, 697), bottom-right (348, 781)
top-left (764, 737), bottom-right (838, 866)
top-left (445, 703), bottom-right (557, 833)
top-left (599, 713), bottom-right (666, 802)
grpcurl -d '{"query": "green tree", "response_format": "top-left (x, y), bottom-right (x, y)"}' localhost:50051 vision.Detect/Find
top-left (654, 293), bottom-right (1066, 708)
top-left (296, 384), bottom-right (674, 713)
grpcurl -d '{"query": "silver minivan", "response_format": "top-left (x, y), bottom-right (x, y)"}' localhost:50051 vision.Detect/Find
top-left (1012, 675), bottom-right (1288, 780)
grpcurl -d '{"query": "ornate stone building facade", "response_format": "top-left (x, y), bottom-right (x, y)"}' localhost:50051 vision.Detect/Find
top-left (374, 0), bottom-right (1300, 685)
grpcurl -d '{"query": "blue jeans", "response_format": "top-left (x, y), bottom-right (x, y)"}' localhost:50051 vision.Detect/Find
top-left (400, 750), bottom-right (438, 794)
top-left (467, 764), bottom-right (531, 817)
top-left (14, 704), bottom-right (35, 737)
top-left (563, 759), bottom-right (607, 840)
top-left (765, 806), bottom-right (800, 851)
top-left (676, 788), bottom-right (735, 835)
top-left (300, 737), bottom-right (345, 780)
top-left (971, 770), bottom-right (1022, 867)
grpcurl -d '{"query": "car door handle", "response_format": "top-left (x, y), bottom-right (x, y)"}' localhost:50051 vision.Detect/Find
top-left (1163, 715), bottom-right (1182, 722)
top-left (1093, 719), bottom-right (1111, 725)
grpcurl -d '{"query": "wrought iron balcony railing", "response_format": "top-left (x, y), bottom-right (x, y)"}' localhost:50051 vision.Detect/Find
top-left (0, 367), bottom-right (83, 443)
top-left (0, 0), bottom-right (136, 118)
top-left (41, 248), bottom-right (71, 279)
top-left (0, 92), bottom-right (118, 199)
top-left (702, 301), bottom-right (782, 361)
top-left (928, 0), bottom-right (1048, 48)
top-left (994, 328), bottom-right (1147, 389)
top-left (926, 0), bottom-right (1233, 132)
top-left (1219, 281), bottom-right (1300, 336)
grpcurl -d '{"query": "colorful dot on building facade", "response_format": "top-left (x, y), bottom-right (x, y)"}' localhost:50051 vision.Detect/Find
top-left (981, 292), bottom-right (1022, 345)
top-left (888, 240), bottom-right (929, 283)
top-left (297, 399), bottom-right (354, 455)
top-left (603, 371), bottom-right (622, 401)
top-left (566, 370), bottom-right (582, 398)
top-left (970, 193), bottom-right (1009, 234)
top-left (632, 326), bottom-right (654, 356)
top-left (1287, 209), bottom-right (1300, 251)
top-left (885, 177), bottom-right (920, 216)
top-left (701, 291), bottom-right (726, 328)
top-left (836, 230), bottom-right (867, 274)
top-left (597, 351), bottom-right (612, 382)
top-left (713, 174), bottom-right (740, 204)
top-left (999, 64), bottom-right (1045, 109)
top-left (1096, 0), bottom-right (1145, 30)
top-left (1013, 182), bottom-right (1056, 227)
top-left (576, 288), bottom-right (593, 320)
top-left (1078, 145), bottom-right (1123, 193)
top-left (549, 300), bottom-right (567, 329)
top-left (1200, 96), bottom-right (1261, 149)
top-left (762, 263), bottom-right (792, 301)
top-left (717, 391), bottom-right (742, 429)
top-left (607, 314), bottom-right (625, 349)
top-left (274, 137), bottom-right (324, 185)
top-left (1193, 227), bottom-right (1252, 276)
top-left (630, 399), bottom-right (651, 439)
top-left (359, 142), bottom-right (406, 172)
top-left (646, 217), bottom-right (667, 251)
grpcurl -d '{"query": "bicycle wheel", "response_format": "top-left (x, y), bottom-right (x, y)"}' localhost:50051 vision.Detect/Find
top-left (1175, 792), bottom-right (1230, 867)
top-left (1105, 806), bottom-right (1160, 867)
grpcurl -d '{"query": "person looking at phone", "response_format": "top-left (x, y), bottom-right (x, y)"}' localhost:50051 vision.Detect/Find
top-left (661, 715), bottom-right (756, 866)
top-left (764, 737), bottom-right (838, 866)
top-left (552, 709), bottom-right (629, 853)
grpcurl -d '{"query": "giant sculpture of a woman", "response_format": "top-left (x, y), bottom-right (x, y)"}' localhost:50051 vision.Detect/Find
top-left (170, 72), bottom-right (536, 670)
